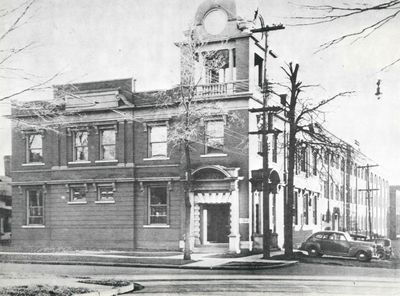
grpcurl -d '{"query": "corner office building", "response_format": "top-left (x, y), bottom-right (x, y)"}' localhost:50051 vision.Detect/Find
top-left (11, 0), bottom-right (389, 252)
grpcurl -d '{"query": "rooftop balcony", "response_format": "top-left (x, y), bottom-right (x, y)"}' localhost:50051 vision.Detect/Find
top-left (194, 79), bottom-right (250, 97)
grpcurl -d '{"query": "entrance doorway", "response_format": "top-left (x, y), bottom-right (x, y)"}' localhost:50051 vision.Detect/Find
top-left (201, 204), bottom-right (230, 244)
top-left (333, 213), bottom-right (340, 230)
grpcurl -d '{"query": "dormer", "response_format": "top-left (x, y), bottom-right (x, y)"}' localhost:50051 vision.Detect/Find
top-left (53, 78), bottom-right (134, 110)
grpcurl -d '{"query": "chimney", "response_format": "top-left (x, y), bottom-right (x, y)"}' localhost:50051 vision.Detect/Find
top-left (4, 155), bottom-right (11, 177)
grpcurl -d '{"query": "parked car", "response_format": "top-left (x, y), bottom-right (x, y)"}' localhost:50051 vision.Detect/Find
top-left (300, 231), bottom-right (377, 262)
top-left (371, 238), bottom-right (393, 260)
top-left (349, 234), bottom-right (393, 260)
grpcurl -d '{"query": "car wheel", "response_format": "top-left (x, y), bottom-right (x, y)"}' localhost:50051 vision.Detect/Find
top-left (377, 250), bottom-right (386, 260)
top-left (307, 246), bottom-right (319, 257)
top-left (356, 251), bottom-right (371, 262)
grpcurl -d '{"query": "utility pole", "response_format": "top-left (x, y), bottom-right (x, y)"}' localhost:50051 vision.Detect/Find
top-left (358, 164), bottom-right (379, 239)
top-left (249, 19), bottom-right (284, 259)
top-left (355, 166), bottom-right (358, 235)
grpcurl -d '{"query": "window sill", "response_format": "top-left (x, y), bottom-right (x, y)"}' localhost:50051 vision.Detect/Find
top-left (95, 159), bottom-right (118, 164)
top-left (22, 162), bottom-right (45, 166)
top-left (22, 225), bottom-right (45, 228)
top-left (68, 161), bottom-right (91, 165)
top-left (143, 224), bottom-right (170, 228)
top-left (200, 153), bottom-right (227, 158)
top-left (95, 200), bottom-right (115, 204)
top-left (143, 157), bottom-right (170, 161)
top-left (67, 201), bottom-right (87, 205)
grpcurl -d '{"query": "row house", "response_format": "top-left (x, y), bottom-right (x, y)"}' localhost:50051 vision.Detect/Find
top-left (10, 0), bottom-right (389, 252)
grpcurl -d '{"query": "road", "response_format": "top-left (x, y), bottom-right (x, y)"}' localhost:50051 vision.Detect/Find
top-left (0, 262), bottom-right (399, 295)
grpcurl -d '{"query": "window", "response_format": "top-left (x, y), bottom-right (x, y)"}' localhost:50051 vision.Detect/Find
top-left (148, 125), bottom-right (167, 158)
top-left (331, 154), bottom-right (336, 168)
top-left (300, 147), bottom-right (307, 172)
top-left (324, 181), bottom-right (329, 199)
top-left (335, 184), bottom-right (339, 200)
top-left (205, 120), bottom-right (224, 154)
top-left (26, 134), bottom-right (43, 163)
top-left (254, 53), bottom-right (263, 87)
top-left (69, 185), bottom-right (87, 203)
top-left (303, 193), bottom-right (309, 225)
top-left (314, 233), bottom-right (324, 239)
top-left (204, 49), bottom-right (229, 84)
top-left (340, 185), bottom-right (344, 201)
top-left (27, 189), bottom-right (44, 225)
top-left (149, 186), bottom-right (168, 224)
top-left (100, 129), bottom-right (116, 160)
top-left (73, 131), bottom-right (88, 161)
top-left (293, 191), bottom-right (298, 225)
top-left (313, 196), bottom-right (317, 225)
top-left (324, 150), bottom-right (329, 165)
top-left (312, 151), bottom-right (318, 176)
top-left (97, 184), bottom-right (115, 202)
top-left (340, 158), bottom-right (345, 172)
top-left (272, 134), bottom-right (278, 163)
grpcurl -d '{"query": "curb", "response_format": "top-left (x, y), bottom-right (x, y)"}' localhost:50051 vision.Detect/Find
top-left (74, 283), bottom-right (135, 296)
top-left (208, 260), bottom-right (298, 270)
top-left (0, 259), bottom-right (298, 270)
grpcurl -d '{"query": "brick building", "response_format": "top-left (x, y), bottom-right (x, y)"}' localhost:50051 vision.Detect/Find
top-left (10, 0), bottom-right (389, 252)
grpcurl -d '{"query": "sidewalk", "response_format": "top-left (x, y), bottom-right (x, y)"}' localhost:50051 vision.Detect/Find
top-left (0, 249), bottom-right (297, 270)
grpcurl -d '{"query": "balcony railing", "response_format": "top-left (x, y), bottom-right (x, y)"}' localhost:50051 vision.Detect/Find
top-left (194, 80), bottom-right (249, 97)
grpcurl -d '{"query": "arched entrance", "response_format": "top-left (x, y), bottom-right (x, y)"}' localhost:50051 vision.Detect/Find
top-left (190, 165), bottom-right (241, 253)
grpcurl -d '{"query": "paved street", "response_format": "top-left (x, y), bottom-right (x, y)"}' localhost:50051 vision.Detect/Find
top-left (1, 262), bottom-right (399, 295)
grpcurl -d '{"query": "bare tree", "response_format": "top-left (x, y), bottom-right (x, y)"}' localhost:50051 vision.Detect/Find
top-left (156, 29), bottom-right (243, 260)
top-left (293, 1), bottom-right (400, 70)
top-left (280, 62), bottom-right (353, 257)
top-left (0, 0), bottom-right (61, 102)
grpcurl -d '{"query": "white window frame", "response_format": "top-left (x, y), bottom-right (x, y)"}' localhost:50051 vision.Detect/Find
top-left (147, 124), bottom-right (168, 159)
top-left (148, 186), bottom-right (169, 225)
top-left (68, 184), bottom-right (88, 204)
top-left (99, 128), bottom-right (117, 161)
top-left (205, 119), bottom-right (225, 155)
top-left (26, 188), bottom-right (44, 226)
top-left (25, 133), bottom-right (44, 164)
top-left (73, 130), bottom-right (89, 162)
top-left (95, 183), bottom-right (116, 204)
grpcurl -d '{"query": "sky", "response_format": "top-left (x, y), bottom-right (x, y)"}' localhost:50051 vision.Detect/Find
top-left (0, 0), bottom-right (399, 182)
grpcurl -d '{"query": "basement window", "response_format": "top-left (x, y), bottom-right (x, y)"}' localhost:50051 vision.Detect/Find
top-left (69, 185), bottom-right (87, 203)
top-left (96, 183), bottom-right (115, 203)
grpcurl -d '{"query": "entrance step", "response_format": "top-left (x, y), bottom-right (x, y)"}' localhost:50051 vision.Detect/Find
top-left (193, 243), bottom-right (228, 254)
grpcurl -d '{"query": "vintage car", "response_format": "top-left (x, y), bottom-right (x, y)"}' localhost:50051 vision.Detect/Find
top-left (372, 238), bottom-right (393, 260)
top-left (300, 230), bottom-right (377, 262)
top-left (349, 234), bottom-right (393, 260)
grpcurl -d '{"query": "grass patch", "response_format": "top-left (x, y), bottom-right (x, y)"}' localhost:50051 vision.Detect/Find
top-left (271, 251), bottom-right (305, 261)
top-left (0, 285), bottom-right (93, 296)
top-left (0, 254), bottom-right (194, 266)
top-left (98, 251), bottom-right (182, 257)
top-left (206, 249), bottom-right (263, 259)
top-left (78, 279), bottom-right (131, 287)
top-left (219, 261), bottom-right (284, 269)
